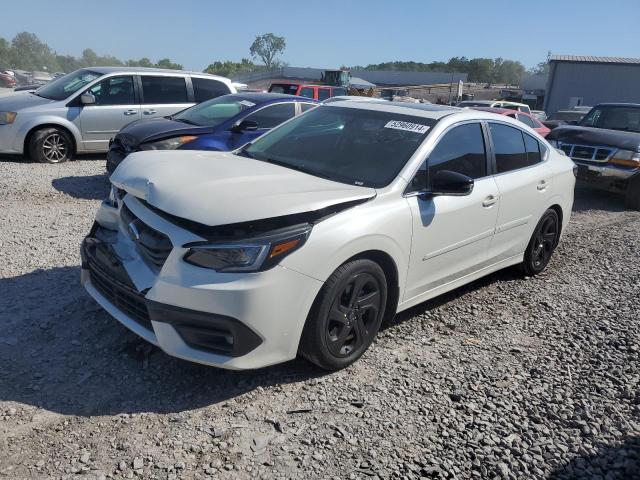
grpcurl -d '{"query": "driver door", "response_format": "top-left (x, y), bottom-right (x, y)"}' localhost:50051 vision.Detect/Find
top-left (404, 122), bottom-right (500, 302)
top-left (77, 75), bottom-right (140, 151)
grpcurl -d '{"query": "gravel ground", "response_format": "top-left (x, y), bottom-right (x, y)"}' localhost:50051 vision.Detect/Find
top-left (0, 157), bottom-right (639, 480)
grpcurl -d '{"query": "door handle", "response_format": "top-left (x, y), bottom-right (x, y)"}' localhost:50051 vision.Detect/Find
top-left (143, 110), bottom-right (157, 115)
top-left (123, 110), bottom-right (137, 116)
top-left (537, 180), bottom-right (548, 191)
top-left (482, 195), bottom-right (498, 207)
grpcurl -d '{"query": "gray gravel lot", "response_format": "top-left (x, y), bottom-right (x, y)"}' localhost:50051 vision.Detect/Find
top-left (0, 157), bottom-right (639, 480)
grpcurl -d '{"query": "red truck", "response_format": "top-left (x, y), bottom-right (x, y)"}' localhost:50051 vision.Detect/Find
top-left (268, 82), bottom-right (347, 101)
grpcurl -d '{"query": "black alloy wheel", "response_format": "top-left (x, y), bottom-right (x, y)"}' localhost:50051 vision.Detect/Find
top-left (325, 272), bottom-right (382, 358)
top-left (522, 209), bottom-right (560, 276)
top-left (300, 259), bottom-right (387, 370)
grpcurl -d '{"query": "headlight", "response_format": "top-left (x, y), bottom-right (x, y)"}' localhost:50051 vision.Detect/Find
top-left (183, 225), bottom-right (312, 272)
top-left (139, 135), bottom-right (197, 151)
top-left (609, 149), bottom-right (640, 168)
top-left (0, 112), bottom-right (17, 125)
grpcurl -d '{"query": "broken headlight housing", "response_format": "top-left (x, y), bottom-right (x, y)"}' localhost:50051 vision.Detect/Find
top-left (183, 225), bottom-right (312, 272)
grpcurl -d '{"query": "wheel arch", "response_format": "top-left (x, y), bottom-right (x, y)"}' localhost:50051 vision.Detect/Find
top-left (23, 122), bottom-right (79, 157)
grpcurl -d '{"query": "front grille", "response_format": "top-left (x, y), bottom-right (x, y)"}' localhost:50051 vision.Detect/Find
top-left (120, 204), bottom-right (173, 268)
top-left (559, 143), bottom-right (615, 163)
top-left (87, 253), bottom-right (152, 331)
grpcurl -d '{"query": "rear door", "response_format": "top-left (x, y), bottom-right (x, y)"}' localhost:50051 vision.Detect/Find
top-left (298, 86), bottom-right (316, 100)
top-left (77, 75), bottom-right (140, 151)
top-left (487, 122), bottom-right (552, 262)
top-left (139, 75), bottom-right (192, 119)
top-left (317, 87), bottom-right (332, 102)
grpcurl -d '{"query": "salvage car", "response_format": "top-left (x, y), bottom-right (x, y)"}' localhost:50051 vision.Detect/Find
top-left (268, 82), bottom-right (347, 101)
top-left (547, 103), bottom-right (640, 209)
top-left (106, 92), bottom-right (317, 172)
top-left (471, 107), bottom-right (550, 137)
top-left (0, 67), bottom-right (235, 163)
top-left (81, 101), bottom-right (575, 370)
top-left (456, 100), bottom-right (531, 114)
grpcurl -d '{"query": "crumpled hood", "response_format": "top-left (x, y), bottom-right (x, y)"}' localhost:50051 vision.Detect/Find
top-left (119, 117), bottom-right (213, 146)
top-left (0, 91), bottom-right (55, 111)
top-left (110, 150), bottom-right (375, 226)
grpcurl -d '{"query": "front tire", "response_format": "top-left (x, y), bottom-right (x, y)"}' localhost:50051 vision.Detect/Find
top-left (299, 259), bottom-right (387, 371)
top-left (521, 209), bottom-right (560, 276)
top-left (29, 127), bottom-right (73, 163)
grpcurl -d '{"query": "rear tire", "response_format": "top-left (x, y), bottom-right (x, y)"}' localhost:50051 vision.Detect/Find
top-left (299, 259), bottom-right (387, 371)
top-left (28, 127), bottom-right (73, 163)
top-left (521, 209), bottom-right (560, 276)
top-left (624, 174), bottom-right (640, 211)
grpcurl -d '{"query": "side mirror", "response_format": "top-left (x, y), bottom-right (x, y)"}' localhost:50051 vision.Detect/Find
top-left (231, 119), bottom-right (258, 132)
top-left (80, 93), bottom-right (96, 105)
top-left (427, 170), bottom-right (474, 197)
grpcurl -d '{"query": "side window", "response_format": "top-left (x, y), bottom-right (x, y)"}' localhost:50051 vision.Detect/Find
top-left (300, 103), bottom-right (317, 112)
top-left (523, 133), bottom-right (543, 165)
top-left (428, 123), bottom-right (487, 179)
top-left (141, 76), bottom-right (188, 104)
top-left (299, 87), bottom-right (315, 99)
top-left (192, 77), bottom-right (230, 103)
top-left (317, 88), bottom-right (331, 101)
top-left (87, 76), bottom-right (135, 105)
top-left (517, 113), bottom-right (538, 129)
top-left (244, 103), bottom-right (296, 129)
top-left (490, 123), bottom-right (530, 173)
top-left (332, 87), bottom-right (347, 97)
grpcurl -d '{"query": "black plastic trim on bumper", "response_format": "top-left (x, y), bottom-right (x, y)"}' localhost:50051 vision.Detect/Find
top-left (146, 300), bottom-right (263, 358)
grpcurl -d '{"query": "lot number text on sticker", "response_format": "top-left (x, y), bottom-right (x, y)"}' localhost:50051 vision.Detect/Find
top-left (384, 120), bottom-right (430, 134)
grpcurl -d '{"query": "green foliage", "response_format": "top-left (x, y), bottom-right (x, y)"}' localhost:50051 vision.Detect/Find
top-left (0, 32), bottom-right (181, 73)
top-left (249, 33), bottom-right (286, 69)
top-left (203, 58), bottom-right (260, 77)
top-left (353, 56), bottom-right (528, 85)
top-left (528, 61), bottom-right (550, 75)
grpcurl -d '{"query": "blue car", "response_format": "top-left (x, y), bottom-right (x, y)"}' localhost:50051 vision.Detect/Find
top-left (106, 92), bottom-right (318, 173)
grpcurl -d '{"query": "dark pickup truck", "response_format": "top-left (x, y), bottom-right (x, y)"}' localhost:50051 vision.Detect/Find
top-left (546, 103), bottom-right (640, 210)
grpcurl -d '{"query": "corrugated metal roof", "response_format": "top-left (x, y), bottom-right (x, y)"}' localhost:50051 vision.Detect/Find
top-left (550, 55), bottom-right (640, 64)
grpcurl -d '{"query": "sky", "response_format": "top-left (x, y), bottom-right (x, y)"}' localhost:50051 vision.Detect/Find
top-left (3, 0), bottom-right (640, 71)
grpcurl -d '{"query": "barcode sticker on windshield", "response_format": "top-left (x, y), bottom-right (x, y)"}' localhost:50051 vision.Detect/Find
top-left (384, 120), bottom-right (430, 134)
top-left (239, 100), bottom-right (256, 107)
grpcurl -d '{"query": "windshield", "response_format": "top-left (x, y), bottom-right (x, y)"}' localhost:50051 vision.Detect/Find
top-left (243, 105), bottom-right (435, 188)
top-left (579, 106), bottom-right (640, 132)
top-left (35, 69), bottom-right (102, 100)
top-left (173, 95), bottom-right (254, 126)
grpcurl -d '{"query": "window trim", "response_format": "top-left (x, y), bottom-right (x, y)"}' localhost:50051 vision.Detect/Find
top-left (404, 120), bottom-right (493, 196)
top-left (486, 120), bottom-right (548, 177)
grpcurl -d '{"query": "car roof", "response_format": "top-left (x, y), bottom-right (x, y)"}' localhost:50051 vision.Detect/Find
top-left (470, 106), bottom-right (517, 115)
top-left (229, 92), bottom-right (314, 102)
top-left (83, 66), bottom-right (230, 81)
top-left (325, 99), bottom-right (460, 120)
top-left (594, 103), bottom-right (640, 108)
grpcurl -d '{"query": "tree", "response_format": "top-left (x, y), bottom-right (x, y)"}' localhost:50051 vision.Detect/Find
top-left (10, 32), bottom-right (60, 71)
top-left (0, 37), bottom-right (12, 68)
top-left (204, 58), bottom-right (258, 77)
top-left (528, 61), bottom-right (550, 75)
top-left (156, 58), bottom-right (183, 70)
top-left (249, 33), bottom-right (286, 69)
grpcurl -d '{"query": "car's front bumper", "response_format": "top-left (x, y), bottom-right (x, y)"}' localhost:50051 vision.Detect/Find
top-left (573, 160), bottom-right (639, 193)
top-left (81, 197), bottom-right (324, 370)
top-left (0, 123), bottom-right (23, 154)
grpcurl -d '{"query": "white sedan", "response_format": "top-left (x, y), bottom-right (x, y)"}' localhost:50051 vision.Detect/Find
top-left (81, 100), bottom-right (575, 370)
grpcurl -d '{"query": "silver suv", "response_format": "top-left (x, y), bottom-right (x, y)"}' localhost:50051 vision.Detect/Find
top-left (0, 67), bottom-right (236, 163)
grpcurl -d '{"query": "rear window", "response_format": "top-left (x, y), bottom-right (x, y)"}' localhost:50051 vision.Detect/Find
top-left (192, 77), bottom-right (231, 103)
top-left (299, 87), bottom-right (315, 99)
top-left (141, 76), bottom-right (188, 104)
top-left (269, 83), bottom-right (299, 95)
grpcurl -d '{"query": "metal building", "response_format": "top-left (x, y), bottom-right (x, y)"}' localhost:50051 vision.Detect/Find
top-left (544, 55), bottom-right (640, 114)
